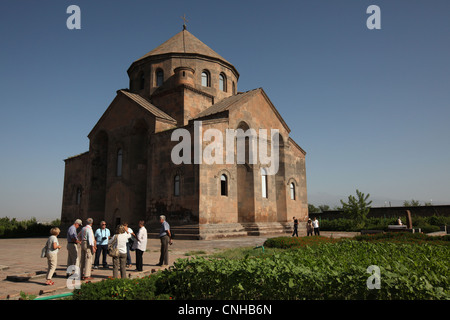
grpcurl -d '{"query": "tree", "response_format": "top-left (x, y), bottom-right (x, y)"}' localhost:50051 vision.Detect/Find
top-left (403, 199), bottom-right (420, 207)
top-left (308, 204), bottom-right (320, 214)
top-left (340, 189), bottom-right (372, 229)
top-left (318, 205), bottom-right (330, 212)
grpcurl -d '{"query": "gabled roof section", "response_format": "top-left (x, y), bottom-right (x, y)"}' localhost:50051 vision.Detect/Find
top-left (88, 90), bottom-right (176, 139)
top-left (134, 29), bottom-right (231, 65)
top-left (118, 90), bottom-right (176, 123)
top-left (194, 88), bottom-right (259, 118)
top-left (194, 88), bottom-right (291, 133)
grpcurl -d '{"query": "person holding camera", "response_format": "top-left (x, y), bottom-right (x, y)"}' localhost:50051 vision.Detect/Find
top-left (94, 221), bottom-right (110, 269)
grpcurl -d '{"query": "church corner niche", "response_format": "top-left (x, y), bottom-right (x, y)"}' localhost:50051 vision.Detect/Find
top-left (88, 130), bottom-right (108, 220)
top-left (131, 119), bottom-right (149, 218)
top-left (275, 134), bottom-right (287, 222)
top-left (237, 121), bottom-right (255, 223)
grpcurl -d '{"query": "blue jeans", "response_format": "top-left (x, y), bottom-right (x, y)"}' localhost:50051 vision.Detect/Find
top-left (94, 244), bottom-right (108, 267)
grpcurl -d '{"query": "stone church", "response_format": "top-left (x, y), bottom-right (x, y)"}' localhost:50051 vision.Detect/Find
top-left (61, 27), bottom-right (308, 239)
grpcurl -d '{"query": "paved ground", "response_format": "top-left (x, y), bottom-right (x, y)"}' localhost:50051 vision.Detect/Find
top-left (0, 231), bottom-right (358, 299)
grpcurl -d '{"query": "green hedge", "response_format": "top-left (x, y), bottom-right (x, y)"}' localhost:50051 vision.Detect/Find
top-left (318, 215), bottom-right (449, 233)
top-left (354, 232), bottom-right (450, 245)
top-left (72, 237), bottom-right (450, 300)
top-left (153, 241), bottom-right (449, 300)
top-left (263, 235), bottom-right (340, 249)
top-left (73, 275), bottom-right (171, 300)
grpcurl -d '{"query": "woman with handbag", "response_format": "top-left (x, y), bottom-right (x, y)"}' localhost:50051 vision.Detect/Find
top-left (45, 227), bottom-right (62, 285)
top-left (108, 225), bottom-right (130, 279)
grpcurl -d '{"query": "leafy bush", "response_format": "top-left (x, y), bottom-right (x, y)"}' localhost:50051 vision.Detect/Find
top-left (263, 236), bottom-right (339, 249)
top-left (72, 275), bottom-right (171, 300)
top-left (70, 237), bottom-right (449, 300)
top-left (155, 241), bottom-right (449, 300)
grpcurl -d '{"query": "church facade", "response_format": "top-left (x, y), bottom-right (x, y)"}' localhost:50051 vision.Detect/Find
top-left (61, 28), bottom-right (308, 239)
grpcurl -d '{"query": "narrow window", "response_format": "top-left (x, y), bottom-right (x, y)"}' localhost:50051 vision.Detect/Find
top-left (219, 73), bottom-right (226, 92)
top-left (201, 71), bottom-right (210, 87)
top-left (220, 174), bottom-right (228, 196)
top-left (117, 149), bottom-right (123, 177)
top-left (290, 183), bottom-right (296, 200)
top-left (156, 69), bottom-right (164, 87)
top-left (261, 168), bottom-right (268, 198)
top-left (232, 81), bottom-right (236, 95)
top-left (174, 175), bottom-right (180, 196)
top-left (76, 188), bottom-right (82, 205)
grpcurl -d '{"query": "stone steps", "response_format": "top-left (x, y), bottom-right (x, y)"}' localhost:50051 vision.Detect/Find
top-left (148, 225), bottom-right (201, 240)
top-left (147, 222), bottom-right (295, 240)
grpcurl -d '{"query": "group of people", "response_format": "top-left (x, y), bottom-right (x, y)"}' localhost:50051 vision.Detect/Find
top-left (292, 216), bottom-right (320, 237)
top-left (43, 215), bottom-right (173, 285)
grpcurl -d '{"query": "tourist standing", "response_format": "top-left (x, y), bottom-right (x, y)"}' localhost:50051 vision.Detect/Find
top-left (123, 223), bottom-right (134, 268)
top-left (312, 217), bottom-right (320, 236)
top-left (94, 221), bottom-right (110, 269)
top-left (66, 219), bottom-right (82, 277)
top-left (306, 218), bottom-right (313, 236)
top-left (292, 216), bottom-right (299, 237)
top-left (79, 218), bottom-right (96, 280)
top-left (157, 215), bottom-right (172, 267)
top-left (109, 225), bottom-right (130, 279)
top-left (132, 220), bottom-right (148, 271)
top-left (45, 227), bottom-right (62, 285)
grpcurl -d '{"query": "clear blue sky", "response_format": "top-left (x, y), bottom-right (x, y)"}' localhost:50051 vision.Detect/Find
top-left (1, 0), bottom-right (449, 221)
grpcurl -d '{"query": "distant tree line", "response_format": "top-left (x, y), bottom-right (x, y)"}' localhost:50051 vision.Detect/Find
top-left (0, 217), bottom-right (61, 238)
top-left (308, 190), bottom-right (447, 232)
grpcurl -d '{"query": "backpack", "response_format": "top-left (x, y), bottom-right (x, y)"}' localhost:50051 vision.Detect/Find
top-left (107, 235), bottom-right (119, 258)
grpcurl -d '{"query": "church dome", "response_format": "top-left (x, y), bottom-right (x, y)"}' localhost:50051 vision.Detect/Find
top-left (127, 29), bottom-right (239, 101)
top-left (135, 29), bottom-right (233, 66)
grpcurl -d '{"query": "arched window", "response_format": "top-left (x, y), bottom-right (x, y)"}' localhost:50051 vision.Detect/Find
top-left (290, 183), bottom-right (296, 200)
top-left (219, 73), bottom-right (227, 92)
top-left (261, 168), bottom-right (268, 198)
top-left (76, 187), bottom-right (82, 205)
top-left (156, 69), bottom-right (164, 87)
top-left (139, 72), bottom-right (145, 90)
top-left (232, 81), bottom-right (236, 95)
top-left (174, 175), bottom-right (180, 196)
top-left (201, 70), bottom-right (210, 87)
top-left (117, 149), bottom-right (123, 177)
top-left (220, 174), bottom-right (228, 196)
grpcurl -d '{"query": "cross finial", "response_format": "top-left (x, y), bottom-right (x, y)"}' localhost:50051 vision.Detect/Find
top-left (181, 14), bottom-right (188, 30)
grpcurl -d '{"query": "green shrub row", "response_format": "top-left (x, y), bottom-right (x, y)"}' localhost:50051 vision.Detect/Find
top-left (264, 233), bottom-right (450, 249)
top-left (73, 275), bottom-right (171, 300)
top-left (72, 236), bottom-right (449, 300)
top-left (318, 215), bottom-right (449, 233)
top-left (263, 235), bottom-right (340, 249)
top-left (354, 232), bottom-right (450, 245)
top-left (154, 241), bottom-right (449, 300)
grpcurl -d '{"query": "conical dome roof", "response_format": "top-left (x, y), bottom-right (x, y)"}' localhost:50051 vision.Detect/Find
top-left (134, 29), bottom-right (232, 65)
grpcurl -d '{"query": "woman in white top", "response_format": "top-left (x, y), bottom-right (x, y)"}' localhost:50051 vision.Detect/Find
top-left (109, 225), bottom-right (131, 279)
top-left (132, 220), bottom-right (148, 271)
top-left (45, 227), bottom-right (62, 285)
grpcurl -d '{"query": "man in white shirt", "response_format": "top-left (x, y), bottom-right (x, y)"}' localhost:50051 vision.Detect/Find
top-left (132, 220), bottom-right (148, 271)
top-left (312, 217), bottom-right (320, 236)
top-left (78, 218), bottom-right (96, 280)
